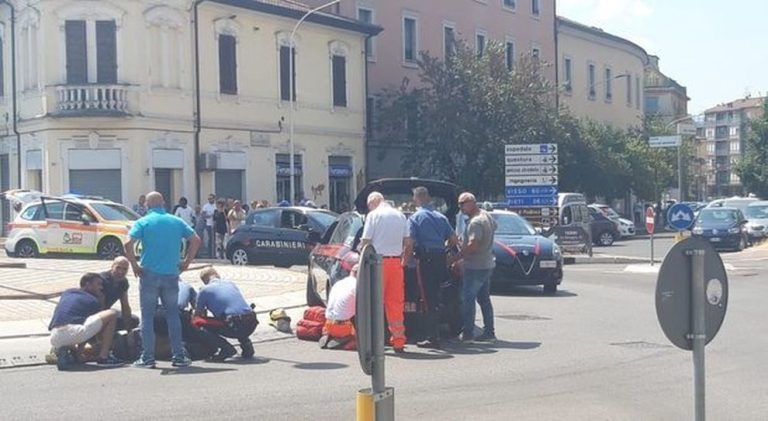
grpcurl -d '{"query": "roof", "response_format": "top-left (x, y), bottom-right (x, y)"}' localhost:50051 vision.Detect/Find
top-left (705, 97), bottom-right (766, 114)
top-left (556, 17), bottom-right (649, 64)
top-left (210, 0), bottom-right (382, 36)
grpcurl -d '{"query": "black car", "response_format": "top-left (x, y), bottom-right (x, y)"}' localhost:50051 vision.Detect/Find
top-left (692, 207), bottom-right (749, 251)
top-left (588, 206), bottom-right (620, 246)
top-left (226, 207), bottom-right (338, 267)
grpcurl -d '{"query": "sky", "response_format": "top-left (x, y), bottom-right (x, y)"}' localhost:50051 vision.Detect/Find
top-left (557, 0), bottom-right (768, 114)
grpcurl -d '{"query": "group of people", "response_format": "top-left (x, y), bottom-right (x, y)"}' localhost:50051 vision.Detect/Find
top-left (50, 192), bottom-right (259, 370)
top-left (322, 186), bottom-right (498, 352)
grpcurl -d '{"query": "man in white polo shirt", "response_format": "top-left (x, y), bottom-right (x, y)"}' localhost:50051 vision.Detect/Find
top-left (360, 192), bottom-right (410, 352)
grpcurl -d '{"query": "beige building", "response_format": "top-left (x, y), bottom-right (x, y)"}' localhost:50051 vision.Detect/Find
top-left (0, 0), bottom-right (379, 232)
top-left (557, 17), bottom-right (648, 129)
top-left (307, 0), bottom-right (557, 178)
top-left (644, 55), bottom-right (688, 124)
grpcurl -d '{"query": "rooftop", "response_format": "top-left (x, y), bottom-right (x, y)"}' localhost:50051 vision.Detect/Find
top-left (705, 97), bottom-right (765, 114)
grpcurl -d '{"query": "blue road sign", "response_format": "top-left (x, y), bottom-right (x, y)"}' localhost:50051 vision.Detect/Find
top-left (506, 196), bottom-right (558, 207)
top-left (505, 186), bottom-right (559, 197)
top-left (667, 203), bottom-right (695, 231)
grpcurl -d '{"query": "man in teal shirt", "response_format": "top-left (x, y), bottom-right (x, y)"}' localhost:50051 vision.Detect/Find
top-left (125, 191), bottom-right (202, 368)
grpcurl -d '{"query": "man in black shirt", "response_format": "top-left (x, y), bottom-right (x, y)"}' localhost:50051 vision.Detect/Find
top-left (49, 273), bottom-right (124, 370)
top-left (99, 256), bottom-right (138, 331)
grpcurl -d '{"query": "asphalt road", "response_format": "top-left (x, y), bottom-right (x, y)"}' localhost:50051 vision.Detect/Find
top-left (599, 235), bottom-right (675, 259)
top-left (1, 247), bottom-right (766, 420)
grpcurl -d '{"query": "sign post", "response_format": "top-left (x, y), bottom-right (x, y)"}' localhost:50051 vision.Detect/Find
top-left (504, 143), bottom-right (559, 227)
top-left (650, 135), bottom-right (683, 201)
top-left (646, 207), bottom-right (655, 265)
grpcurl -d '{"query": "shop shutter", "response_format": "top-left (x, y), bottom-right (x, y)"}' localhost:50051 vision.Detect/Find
top-left (69, 170), bottom-right (122, 203)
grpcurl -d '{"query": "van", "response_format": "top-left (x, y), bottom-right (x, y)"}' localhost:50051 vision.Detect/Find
top-left (554, 193), bottom-right (592, 255)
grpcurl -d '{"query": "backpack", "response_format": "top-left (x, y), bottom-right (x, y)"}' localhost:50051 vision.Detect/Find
top-left (296, 306), bottom-right (326, 341)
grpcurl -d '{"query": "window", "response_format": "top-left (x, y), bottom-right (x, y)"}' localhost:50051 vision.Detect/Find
top-left (715, 126), bottom-right (728, 139)
top-left (276, 154), bottom-right (303, 202)
top-left (43, 201), bottom-right (65, 220)
top-left (645, 97), bottom-right (659, 113)
top-left (21, 205), bottom-right (42, 221)
top-left (588, 63), bottom-right (596, 99)
top-left (246, 209), bottom-right (279, 227)
top-left (218, 34), bottom-right (237, 94)
top-left (604, 68), bottom-right (612, 101)
top-left (532, 0), bottom-right (540, 16)
top-left (0, 39), bottom-right (4, 97)
top-left (476, 31), bottom-right (487, 57)
top-left (332, 55), bottom-right (347, 107)
top-left (65, 20), bottom-right (117, 85)
top-left (563, 57), bottom-right (572, 93)
top-left (357, 8), bottom-right (375, 59)
top-left (444, 25), bottom-right (456, 60)
top-left (502, 0), bottom-right (516, 9)
top-left (280, 46), bottom-right (296, 101)
top-left (532, 47), bottom-right (540, 59)
top-left (730, 142), bottom-right (740, 153)
top-left (626, 74), bottom-right (632, 106)
top-left (65, 21), bottom-right (88, 84)
top-left (635, 76), bottom-right (641, 110)
top-left (403, 16), bottom-right (417, 63)
top-left (505, 41), bottom-right (515, 71)
top-left (730, 126), bottom-right (739, 138)
top-left (707, 143), bottom-right (715, 154)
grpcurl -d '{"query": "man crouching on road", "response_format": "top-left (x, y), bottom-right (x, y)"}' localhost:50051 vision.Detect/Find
top-left (320, 263), bottom-right (358, 350)
top-left (49, 273), bottom-right (124, 370)
top-left (192, 267), bottom-right (258, 361)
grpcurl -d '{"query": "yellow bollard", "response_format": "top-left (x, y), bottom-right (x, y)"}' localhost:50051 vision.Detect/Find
top-left (357, 389), bottom-right (375, 421)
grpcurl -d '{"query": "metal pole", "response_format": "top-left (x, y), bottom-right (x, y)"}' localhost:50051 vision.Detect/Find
top-left (678, 143), bottom-right (683, 202)
top-left (650, 229), bottom-right (654, 266)
top-left (371, 253), bottom-right (385, 394)
top-left (691, 249), bottom-right (706, 421)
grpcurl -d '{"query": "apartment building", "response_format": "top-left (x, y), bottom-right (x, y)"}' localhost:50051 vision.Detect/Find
top-left (644, 55), bottom-right (688, 124)
top-left (306, 0), bottom-right (557, 179)
top-left (0, 0), bottom-right (380, 232)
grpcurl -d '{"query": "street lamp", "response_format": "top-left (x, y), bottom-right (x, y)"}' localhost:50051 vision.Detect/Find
top-left (664, 114), bottom-right (702, 202)
top-left (288, 0), bottom-right (341, 204)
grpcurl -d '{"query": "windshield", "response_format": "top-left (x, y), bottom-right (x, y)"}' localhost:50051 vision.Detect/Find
top-left (723, 200), bottom-right (756, 213)
top-left (746, 205), bottom-right (768, 219)
top-left (491, 213), bottom-right (536, 235)
top-left (308, 211), bottom-right (339, 229)
top-left (697, 209), bottom-right (738, 224)
top-left (90, 203), bottom-right (140, 221)
top-left (597, 206), bottom-right (620, 219)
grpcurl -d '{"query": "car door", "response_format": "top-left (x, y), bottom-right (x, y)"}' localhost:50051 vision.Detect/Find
top-left (41, 200), bottom-right (67, 252)
top-left (63, 203), bottom-right (98, 253)
top-left (278, 209), bottom-right (312, 266)
top-left (238, 209), bottom-right (281, 264)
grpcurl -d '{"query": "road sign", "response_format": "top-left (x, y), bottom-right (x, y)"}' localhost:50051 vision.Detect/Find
top-left (505, 165), bottom-right (559, 176)
top-left (645, 207), bottom-right (655, 233)
top-left (514, 207), bottom-right (558, 217)
top-left (677, 123), bottom-right (697, 136)
top-left (649, 135), bottom-right (682, 148)
top-left (505, 143), bottom-right (557, 155)
top-left (667, 203), bottom-right (695, 231)
top-left (505, 175), bottom-right (558, 186)
top-left (505, 186), bottom-right (558, 197)
top-left (506, 196), bottom-right (558, 207)
top-left (505, 154), bottom-right (558, 166)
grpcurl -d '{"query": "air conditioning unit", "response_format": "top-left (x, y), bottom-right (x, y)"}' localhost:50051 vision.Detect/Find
top-left (199, 153), bottom-right (218, 171)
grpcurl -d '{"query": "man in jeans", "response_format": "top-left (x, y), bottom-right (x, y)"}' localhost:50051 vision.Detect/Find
top-left (201, 194), bottom-right (217, 257)
top-left (125, 191), bottom-right (202, 368)
top-left (450, 192), bottom-right (497, 343)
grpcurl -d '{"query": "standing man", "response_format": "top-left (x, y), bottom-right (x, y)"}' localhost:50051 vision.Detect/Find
top-left (133, 194), bottom-right (147, 217)
top-left (174, 197), bottom-right (195, 227)
top-left (227, 200), bottom-right (246, 234)
top-left (409, 187), bottom-right (459, 348)
top-left (360, 192), bottom-right (409, 353)
top-left (99, 256), bottom-right (138, 331)
top-left (125, 191), bottom-right (202, 368)
top-left (450, 192), bottom-right (497, 343)
top-left (213, 199), bottom-right (229, 259)
top-left (202, 194), bottom-right (217, 257)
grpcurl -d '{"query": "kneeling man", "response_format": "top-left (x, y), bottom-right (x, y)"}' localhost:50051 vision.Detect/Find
top-left (321, 264), bottom-right (357, 350)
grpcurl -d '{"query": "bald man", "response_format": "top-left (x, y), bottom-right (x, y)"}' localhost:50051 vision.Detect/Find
top-left (125, 191), bottom-right (202, 368)
top-left (99, 256), bottom-right (138, 331)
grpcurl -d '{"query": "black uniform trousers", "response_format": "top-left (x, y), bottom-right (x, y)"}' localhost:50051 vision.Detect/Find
top-left (416, 250), bottom-right (450, 341)
top-left (198, 312), bottom-right (258, 357)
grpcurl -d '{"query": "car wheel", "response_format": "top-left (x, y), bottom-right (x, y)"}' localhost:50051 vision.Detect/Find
top-left (736, 236), bottom-right (746, 252)
top-left (543, 283), bottom-right (557, 295)
top-left (306, 273), bottom-right (325, 307)
top-left (598, 231), bottom-right (615, 246)
top-left (97, 237), bottom-right (124, 259)
top-left (230, 247), bottom-right (250, 266)
top-left (16, 240), bottom-right (38, 258)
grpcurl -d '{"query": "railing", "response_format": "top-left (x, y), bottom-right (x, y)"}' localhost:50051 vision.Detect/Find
top-left (56, 85), bottom-right (129, 114)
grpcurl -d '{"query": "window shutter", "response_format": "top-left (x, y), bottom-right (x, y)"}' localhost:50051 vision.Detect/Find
top-left (280, 46), bottom-right (296, 101)
top-left (65, 20), bottom-right (88, 84)
top-left (332, 55), bottom-right (346, 107)
top-left (218, 34), bottom-right (237, 94)
top-left (96, 21), bottom-right (117, 84)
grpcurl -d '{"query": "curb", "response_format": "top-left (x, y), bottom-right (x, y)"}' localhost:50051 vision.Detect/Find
top-left (564, 255), bottom-right (660, 265)
top-left (0, 262), bottom-right (26, 269)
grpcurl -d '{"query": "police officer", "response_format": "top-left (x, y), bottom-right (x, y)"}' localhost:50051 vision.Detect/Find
top-left (408, 187), bottom-right (459, 348)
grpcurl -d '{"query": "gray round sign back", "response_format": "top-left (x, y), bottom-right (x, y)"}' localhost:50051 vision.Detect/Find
top-left (356, 245), bottom-right (375, 375)
top-left (655, 237), bottom-right (728, 350)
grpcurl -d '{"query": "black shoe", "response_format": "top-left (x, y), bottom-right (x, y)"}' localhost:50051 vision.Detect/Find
top-left (240, 339), bottom-right (254, 359)
top-left (208, 348), bottom-right (236, 362)
top-left (416, 339), bottom-right (442, 349)
top-left (475, 332), bottom-right (497, 343)
top-left (393, 346), bottom-right (406, 354)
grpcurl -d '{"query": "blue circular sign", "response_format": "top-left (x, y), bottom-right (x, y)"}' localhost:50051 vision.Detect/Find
top-left (667, 203), bottom-right (695, 231)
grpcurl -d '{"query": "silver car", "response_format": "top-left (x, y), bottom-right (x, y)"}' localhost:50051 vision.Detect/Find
top-left (745, 201), bottom-right (768, 242)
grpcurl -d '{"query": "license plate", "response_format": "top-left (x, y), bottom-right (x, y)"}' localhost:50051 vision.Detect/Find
top-left (540, 260), bottom-right (557, 268)
top-left (709, 237), bottom-right (721, 242)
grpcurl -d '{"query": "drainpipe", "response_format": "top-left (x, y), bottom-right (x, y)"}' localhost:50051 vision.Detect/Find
top-left (192, 0), bottom-right (207, 206)
top-left (363, 33), bottom-right (371, 185)
top-left (1, 1), bottom-right (19, 188)
top-left (553, 2), bottom-right (559, 110)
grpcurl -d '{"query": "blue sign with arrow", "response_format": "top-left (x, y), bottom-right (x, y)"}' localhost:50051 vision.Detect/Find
top-left (506, 196), bottom-right (558, 207)
top-left (667, 203), bottom-right (695, 231)
top-left (505, 186), bottom-right (559, 197)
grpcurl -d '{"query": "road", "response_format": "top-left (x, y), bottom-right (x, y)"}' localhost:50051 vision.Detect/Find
top-left (0, 246), bottom-right (765, 420)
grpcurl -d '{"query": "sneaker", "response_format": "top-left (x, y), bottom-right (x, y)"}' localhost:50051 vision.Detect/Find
top-left (171, 356), bottom-right (192, 368)
top-left (207, 348), bottom-right (236, 362)
top-left (474, 332), bottom-right (497, 343)
top-left (96, 354), bottom-right (125, 368)
top-left (132, 357), bottom-right (156, 369)
top-left (55, 347), bottom-right (75, 371)
top-left (460, 333), bottom-right (475, 343)
top-left (416, 339), bottom-right (442, 349)
top-left (393, 346), bottom-right (406, 354)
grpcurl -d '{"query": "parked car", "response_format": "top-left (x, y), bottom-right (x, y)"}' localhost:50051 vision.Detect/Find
top-left (589, 204), bottom-right (635, 238)
top-left (745, 201), bottom-right (768, 242)
top-left (706, 196), bottom-right (759, 214)
top-left (226, 207), bottom-right (337, 268)
top-left (3, 190), bottom-right (139, 259)
top-left (587, 206), bottom-right (621, 246)
top-left (691, 207), bottom-right (749, 251)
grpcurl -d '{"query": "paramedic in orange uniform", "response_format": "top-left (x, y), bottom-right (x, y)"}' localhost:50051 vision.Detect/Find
top-left (360, 192), bottom-right (410, 353)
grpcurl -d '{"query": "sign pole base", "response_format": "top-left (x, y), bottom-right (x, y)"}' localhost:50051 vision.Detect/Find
top-left (357, 388), bottom-right (395, 421)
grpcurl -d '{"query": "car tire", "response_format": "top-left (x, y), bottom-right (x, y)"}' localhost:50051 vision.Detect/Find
top-left (736, 236), bottom-right (747, 252)
top-left (15, 239), bottom-right (38, 258)
top-left (97, 237), bottom-right (124, 260)
top-left (597, 231), bottom-right (615, 246)
top-left (306, 273), bottom-right (325, 307)
top-left (230, 246), bottom-right (250, 266)
top-left (543, 283), bottom-right (557, 295)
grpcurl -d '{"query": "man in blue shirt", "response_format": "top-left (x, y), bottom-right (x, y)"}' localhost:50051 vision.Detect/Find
top-left (49, 273), bottom-right (124, 369)
top-left (125, 191), bottom-right (202, 368)
top-left (408, 186), bottom-right (459, 349)
top-left (192, 267), bottom-right (257, 361)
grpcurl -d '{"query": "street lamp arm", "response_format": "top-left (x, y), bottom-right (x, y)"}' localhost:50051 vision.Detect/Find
top-left (573, 72), bottom-right (631, 99)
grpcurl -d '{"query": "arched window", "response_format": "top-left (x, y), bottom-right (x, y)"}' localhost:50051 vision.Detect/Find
top-left (276, 32), bottom-right (298, 102)
top-left (328, 41), bottom-right (350, 108)
top-left (215, 18), bottom-right (241, 95)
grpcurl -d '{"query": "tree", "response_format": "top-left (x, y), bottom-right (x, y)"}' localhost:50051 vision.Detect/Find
top-left (735, 101), bottom-right (768, 198)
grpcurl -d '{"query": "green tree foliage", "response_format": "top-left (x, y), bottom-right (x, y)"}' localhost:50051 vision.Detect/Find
top-left (735, 101), bottom-right (768, 198)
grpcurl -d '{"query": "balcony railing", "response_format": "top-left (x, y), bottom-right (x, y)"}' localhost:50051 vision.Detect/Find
top-left (56, 85), bottom-right (129, 115)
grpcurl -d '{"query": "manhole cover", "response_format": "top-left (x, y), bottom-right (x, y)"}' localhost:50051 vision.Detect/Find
top-left (610, 341), bottom-right (671, 350)
top-left (497, 314), bottom-right (551, 321)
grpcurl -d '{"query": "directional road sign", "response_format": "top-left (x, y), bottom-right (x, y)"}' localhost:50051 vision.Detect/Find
top-left (505, 154), bottom-right (558, 166)
top-left (505, 165), bottom-right (559, 176)
top-left (505, 186), bottom-right (558, 197)
top-left (505, 143), bottom-right (557, 155)
top-left (649, 135), bottom-right (681, 148)
top-left (505, 175), bottom-right (558, 186)
top-left (667, 203), bottom-right (695, 231)
top-left (507, 196), bottom-right (558, 207)
top-left (515, 207), bottom-right (558, 217)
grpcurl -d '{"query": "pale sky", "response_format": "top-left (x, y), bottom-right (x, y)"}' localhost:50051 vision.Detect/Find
top-left (557, 0), bottom-right (768, 114)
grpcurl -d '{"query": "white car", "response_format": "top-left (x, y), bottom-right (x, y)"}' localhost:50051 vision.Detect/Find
top-left (589, 204), bottom-right (636, 238)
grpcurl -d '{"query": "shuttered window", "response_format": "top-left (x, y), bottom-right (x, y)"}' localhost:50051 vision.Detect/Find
top-left (218, 34), bottom-right (237, 95)
top-left (332, 55), bottom-right (347, 107)
top-left (65, 20), bottom-right (88, 84)
top-left (280, 46), bottom-right (296, 101)
top-left (96, 21), bottom-right (117, 84)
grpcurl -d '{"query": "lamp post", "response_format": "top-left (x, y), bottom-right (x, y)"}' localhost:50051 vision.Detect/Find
top-left (665, 114), bottom-right (702, 202)
top-left (288, 0), bottom-right (341, 204)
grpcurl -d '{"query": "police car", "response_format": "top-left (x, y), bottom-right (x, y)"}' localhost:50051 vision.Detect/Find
top-left (3, 190), bottom-right (139, 259)
top-left (226, 207), bottom-right (338, 268)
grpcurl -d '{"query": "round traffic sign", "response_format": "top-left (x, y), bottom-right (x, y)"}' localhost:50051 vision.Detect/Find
top-left (645, 207), bottom-right (655, 234)
top-left (655, 237), bottom-right (728, 350)
top-left (667, 203), bottom-right (695, 231)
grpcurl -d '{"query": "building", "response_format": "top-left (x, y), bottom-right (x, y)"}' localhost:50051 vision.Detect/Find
top-left (0, 0), bottom-right (380, 233)
top-left (306, 0), bottom-right (557, 179)
top-left (644, 55), bottom-right (688, 124)
top-left (556, 17), bottom-right (648, 129)
top-left (696, 96), bottom-right (765, 198)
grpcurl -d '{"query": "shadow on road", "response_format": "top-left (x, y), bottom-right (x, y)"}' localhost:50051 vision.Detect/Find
top-left (216, 356), bottom-right (271, 365)
top-left (293, 362), bottom-right (349, 370)
top-left (159, 366), bottom-right (237, 375)
top-left (492, 285), bottom-right (578, 298)
top-left (386, 350), bottom-right (454, 360)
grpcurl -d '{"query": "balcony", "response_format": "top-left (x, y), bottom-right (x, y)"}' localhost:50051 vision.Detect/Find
top-left (55, 84), bottom-right (130, 116)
